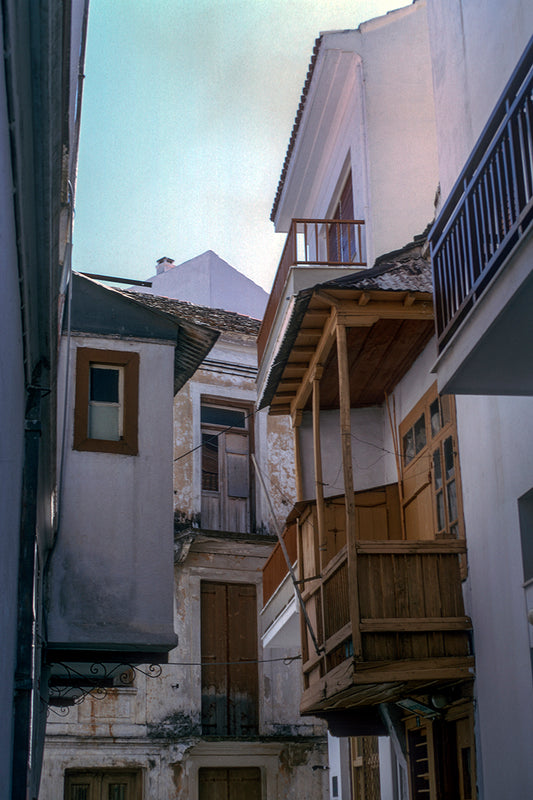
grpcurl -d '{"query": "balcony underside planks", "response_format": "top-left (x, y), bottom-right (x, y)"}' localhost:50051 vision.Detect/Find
top-left (300, 654), bottom-right (474, 714)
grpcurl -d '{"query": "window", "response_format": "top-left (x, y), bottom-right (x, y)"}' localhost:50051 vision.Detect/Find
top-left (73, 348), bottom-right (139, 455)
top-left (201, 581), bottom-right (258, 736)
top-left (198, 767), bottom-right (261, 800)
top-left (200, 400), bottom-right (252, 532)
top-left (65, 770), bottom-right (141, 800)
top-left (400, 385), bottom-right (464, 541)
top-left (328, 172), bottom-right (357, 263)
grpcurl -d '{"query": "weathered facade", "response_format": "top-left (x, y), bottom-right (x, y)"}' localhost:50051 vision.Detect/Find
top-left (40, 257), bottom-right (327, 799)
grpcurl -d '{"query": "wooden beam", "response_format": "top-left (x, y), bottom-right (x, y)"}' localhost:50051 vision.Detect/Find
top-left (292, 410), bottom-right (304, 502)
top-left (313, 373), bottom-right (327, 560)
top-left (358, 292), bottom-right (371, 306)
top-left (359, 617), bottom-right (472, 633)
top-left (336, 320), bottom-right (362, 660)
top-left (289, 308), bottom-right (337, 417)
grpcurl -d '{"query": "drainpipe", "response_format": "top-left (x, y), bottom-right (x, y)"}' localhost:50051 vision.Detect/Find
top-left (12, 386), bottom-right (41, 800)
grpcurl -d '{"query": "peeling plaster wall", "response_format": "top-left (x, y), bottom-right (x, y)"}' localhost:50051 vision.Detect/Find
top-left (173, 330), bottom-right (295, 533)
top-left (40, 535), bottom-right (327, 799)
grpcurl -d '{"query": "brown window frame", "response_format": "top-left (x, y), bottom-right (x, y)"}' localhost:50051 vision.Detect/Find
top-left (399, 383), bottom-right (465, 542)
top-left (73, 347), bottom-right (139, 455)
top-left (64, 768), bottom-right (142, 799)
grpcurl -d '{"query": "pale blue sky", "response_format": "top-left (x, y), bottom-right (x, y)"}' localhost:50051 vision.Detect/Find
top-left (73, 0), bottom-right (406, 292)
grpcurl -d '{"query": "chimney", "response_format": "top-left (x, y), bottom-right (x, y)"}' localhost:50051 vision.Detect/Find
top-left (156, 256), bottom-right (175, 275)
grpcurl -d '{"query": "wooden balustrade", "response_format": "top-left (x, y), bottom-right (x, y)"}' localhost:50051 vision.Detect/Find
top-left (262, 522), bottom-right (297, 605)
top-left (257, 218), bottom-right (366, 363)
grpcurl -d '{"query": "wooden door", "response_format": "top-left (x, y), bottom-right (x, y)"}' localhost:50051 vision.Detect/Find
top-left (328, 172), bottom-right (356, 263)
top-left (198, 767), bottom-right (261, 800)
top-left (201, 404), bottom-right (251, 533)
top-left (201, 582), bottom-right (258, 736)
top-left (65, 771), bottom-right (141, 800)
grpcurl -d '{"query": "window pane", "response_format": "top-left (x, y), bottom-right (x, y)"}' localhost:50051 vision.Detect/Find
top-left (414, 414), bottom-right (426, 454)
top-left (108, 784), bottom-right (127, 800)
top-left (433, 449), bottom-right (442, 489)
top-left (88, 405), bottom-right (120, 440)
top-left (444, 436), bottom-right (455, 480)
top-left (201, 405), bottom-right (246, 428)
top-left (403, 429), bottom-right (415, 465)
top-left (202, 434), bottom-right (219, 491)
top-left (436, 491), bottom-right (445, 531)
top-left (90, 366), bottom-right (119, 402)
top-left (70, 786), bottom-right (90, 800)
top-left (430, 399), bottom-right (441, 437)
top-left (447, 479), bottom-right (458, 524)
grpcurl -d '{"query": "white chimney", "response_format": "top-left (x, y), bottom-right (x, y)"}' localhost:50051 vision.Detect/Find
top-left (156, 256), bottom-right (175, 275)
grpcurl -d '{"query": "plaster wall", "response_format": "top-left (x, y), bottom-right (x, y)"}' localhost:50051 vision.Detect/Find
top-left (47, 334), bottom-right (176, 649)
top-left (0, 35), bottom-right (24, 791)
top-left (136, 250), bottom-right (268, 319)
top-left (41, 536), bottom-right (327, 799)
top-left (174, 334), bottom-right (295, 532)
top-left (299, 405), bottom-right (397, 501)
top-left (426, 0), bottom-right (533, 202)
top-left (454, 393), bottom-right (533, 798)
top-left (275, 1), bottom-right (438, 266)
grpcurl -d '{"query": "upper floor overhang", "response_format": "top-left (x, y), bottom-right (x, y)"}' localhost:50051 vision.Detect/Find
top-left (258, 239), bottom-right (434, 417)
top-left (429, 35), bottom-right (533, 396)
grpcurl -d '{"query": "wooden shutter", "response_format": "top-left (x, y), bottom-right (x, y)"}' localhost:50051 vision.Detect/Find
top-left (201, 582), bottom-right (258, 736)
top-left (199, 767), bottom-right (261, 800)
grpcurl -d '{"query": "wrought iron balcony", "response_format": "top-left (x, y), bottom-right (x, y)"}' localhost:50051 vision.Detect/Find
top-left (258, 218), bottom-right (366, 363)
top-left (430, 37), bottom-right (533, 352)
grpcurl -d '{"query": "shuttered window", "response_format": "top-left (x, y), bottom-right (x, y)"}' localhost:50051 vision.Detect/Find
top-left (201, 582), bottom-right (258, 736)
top-left (65, 771), bottom-right (141, 800)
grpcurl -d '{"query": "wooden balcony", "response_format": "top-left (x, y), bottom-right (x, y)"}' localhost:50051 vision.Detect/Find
top-left (258, 218), bottom-right (366, 363)
top-left (262, 522), bottom-right (297, 605)
top-left (429, 37), bottom-right (533, 353)
top-left (294, 486), bottom-right (473, 715)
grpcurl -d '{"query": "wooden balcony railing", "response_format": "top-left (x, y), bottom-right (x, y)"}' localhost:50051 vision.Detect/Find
top-left (295, 488), bottom-right (473, 714)
top-left (257, 218), bottom-right (366, 363)
top-left (429, 37), bottom-right (533, 352)
top-left (262, 522), bottom-right (297, 606)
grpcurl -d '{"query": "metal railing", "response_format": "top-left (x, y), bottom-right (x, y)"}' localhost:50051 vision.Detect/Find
top-left (258, 218), bottom-right (366, 363)
top-left (430, 36), bottom-right (533, 351)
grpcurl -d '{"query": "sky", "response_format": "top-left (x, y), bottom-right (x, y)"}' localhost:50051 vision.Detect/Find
top-left (73, 0), bottom-right (407, 293)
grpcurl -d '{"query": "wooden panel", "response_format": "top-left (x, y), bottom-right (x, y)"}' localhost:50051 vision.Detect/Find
top-left (262, 523), bottom-right (297, 605)
top-left (199, 768), bottom-right (261, 800)
top-left (201, 582), bottom-right (258, 736)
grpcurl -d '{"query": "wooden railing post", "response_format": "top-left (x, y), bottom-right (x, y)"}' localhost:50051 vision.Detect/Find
top-left (336, 320), bottom-right (362, 659)
top-left (312, 367), bottom-right (327, 564)
top-left (292, 409), bottom-right (304, 503)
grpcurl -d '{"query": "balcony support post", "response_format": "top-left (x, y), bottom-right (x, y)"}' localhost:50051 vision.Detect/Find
top-left (292, 409), bottom-right (304, 502)
top-left (336, 320), bottom-right (362, 660)
top-left (312, 367), bottom-right (327, 561)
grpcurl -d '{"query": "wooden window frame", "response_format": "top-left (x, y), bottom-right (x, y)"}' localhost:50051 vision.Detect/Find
top-left (64, 768), bottom-right (142, 800)
top-left (73, 348), bottom-right (139, 455)
top-left (399, 383), bottom-right (465, 542)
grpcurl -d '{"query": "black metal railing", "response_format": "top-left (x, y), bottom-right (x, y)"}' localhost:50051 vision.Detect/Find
top-left (430, 36), bottom-right (533, 351)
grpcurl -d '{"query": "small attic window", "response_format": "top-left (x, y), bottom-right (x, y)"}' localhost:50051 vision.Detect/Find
top-left (73, 348), bottom-right (139, 455)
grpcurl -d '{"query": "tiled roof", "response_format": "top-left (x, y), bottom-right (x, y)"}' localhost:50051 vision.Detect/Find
top-left (258, 237), bottom-right (433, 410)
top-left (120, 290), bottom-right (262, 336)
top-left (323, 236), bottom-right (433, 292)
top-left (270, 35), bottom-right (323, 222)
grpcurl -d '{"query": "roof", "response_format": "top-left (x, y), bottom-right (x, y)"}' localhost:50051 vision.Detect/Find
top-left (70, 274), bottom-right (220, 394)
top-left (271, 36), bottom-right (323, 223)
top-left (259, 238), bottom-right (434, 411)
top-left (120, 290), bottom-right (261, 336)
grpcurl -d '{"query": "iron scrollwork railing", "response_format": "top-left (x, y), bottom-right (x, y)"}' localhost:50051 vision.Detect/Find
top-left (47, 662), bottom-right (163, 716)
top-left (430, 37), bottom-right (533, 351)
